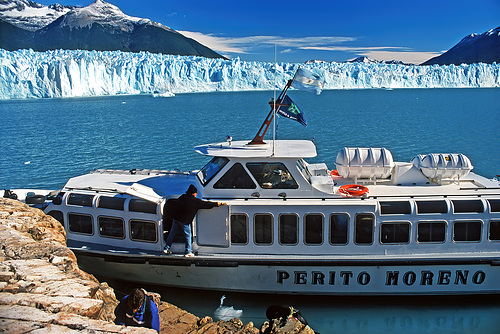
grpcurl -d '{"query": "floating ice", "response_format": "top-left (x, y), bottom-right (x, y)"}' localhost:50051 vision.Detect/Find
top-left (0, 49), bottom-right (498, 100)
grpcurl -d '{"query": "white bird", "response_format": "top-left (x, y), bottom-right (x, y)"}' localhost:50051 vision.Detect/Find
top-left (214, 295), bottom-right (243, 321)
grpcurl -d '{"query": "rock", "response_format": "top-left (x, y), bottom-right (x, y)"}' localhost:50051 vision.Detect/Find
top-left (0, 198), bottom-right (128, 332)
top-left (262, 317), bottom-right (316, 334)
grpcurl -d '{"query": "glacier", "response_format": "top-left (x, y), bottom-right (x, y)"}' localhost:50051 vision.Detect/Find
top-left (0, 48), bottom-right (499, 100)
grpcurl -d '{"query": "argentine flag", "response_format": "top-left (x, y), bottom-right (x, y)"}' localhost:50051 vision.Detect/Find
top-left (292, 68), bottom-right (325, 94)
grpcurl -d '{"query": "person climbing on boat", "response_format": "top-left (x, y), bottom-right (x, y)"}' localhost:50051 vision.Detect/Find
top-left (163, 184), bottom-right (225, 257)
top-left (114, 288), bottom-right (160, 332)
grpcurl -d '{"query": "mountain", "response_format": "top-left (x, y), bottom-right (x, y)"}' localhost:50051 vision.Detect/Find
top-left (422, 27), bottom-right (500, 65)
top-left (348, 56), bottom-right (408, 65)
top-left (0, 0), bottom-right (75, 31)
top-left (305, 57), bottom-right (409, 65)
top-left (0, 0), bottom-right (224, 59)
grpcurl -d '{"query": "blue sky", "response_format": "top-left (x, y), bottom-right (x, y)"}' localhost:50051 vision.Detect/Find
top-left (37, 0), bottom-right (499, 64)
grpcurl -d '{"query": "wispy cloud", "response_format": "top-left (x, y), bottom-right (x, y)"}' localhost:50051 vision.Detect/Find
top-left (179, 31), bottom-right (355, 54)
top-left (179, 31), bottom-right (440, 64)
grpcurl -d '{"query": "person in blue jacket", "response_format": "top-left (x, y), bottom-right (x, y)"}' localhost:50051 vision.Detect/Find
top-left (114, 288), bottom-right (160, 332)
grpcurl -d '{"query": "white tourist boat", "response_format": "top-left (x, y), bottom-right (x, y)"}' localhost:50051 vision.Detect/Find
top-left (30, 75), bottom-right (500, 295)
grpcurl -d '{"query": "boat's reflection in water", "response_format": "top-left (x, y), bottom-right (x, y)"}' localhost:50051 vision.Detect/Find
top-left (108, 277), bottom-right (500, 334)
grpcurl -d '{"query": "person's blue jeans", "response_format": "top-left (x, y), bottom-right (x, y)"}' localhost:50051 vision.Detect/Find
top-left (164, 219), bottom-right (192, 254)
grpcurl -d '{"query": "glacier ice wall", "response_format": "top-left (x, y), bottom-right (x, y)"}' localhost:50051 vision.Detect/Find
top-left (0, 48), bottom-right (499, 99)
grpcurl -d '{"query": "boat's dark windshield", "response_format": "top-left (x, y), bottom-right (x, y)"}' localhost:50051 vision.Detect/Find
top-left (197, 157), bottom-right (229, 186)
top-left (246, 162), bottom-right (298, 189)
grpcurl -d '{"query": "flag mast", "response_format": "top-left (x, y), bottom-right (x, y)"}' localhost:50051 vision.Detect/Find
top-left (272, 45), bottom-right (277, 155)
top-left (248, 67), bottom-right (300, 145)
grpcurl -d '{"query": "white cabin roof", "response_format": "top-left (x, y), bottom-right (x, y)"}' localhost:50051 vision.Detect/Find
top-left (194, 140), bottom-right (317, 158)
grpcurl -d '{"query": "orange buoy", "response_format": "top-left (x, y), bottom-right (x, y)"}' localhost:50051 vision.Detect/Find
top-left (339, 184), bottom-right (369, 198)
top-left (330, 169), bottom-right (342, 179)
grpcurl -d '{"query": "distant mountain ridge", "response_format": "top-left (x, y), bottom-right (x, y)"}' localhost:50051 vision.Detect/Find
top-left (305, 57), bottom-right (411, 66)
top-left (422, 26), bottom-right (500, 65)
top-left (307, 29), bottom-right (499, 66)
top-left (0, 0), bottom-right (224, 59)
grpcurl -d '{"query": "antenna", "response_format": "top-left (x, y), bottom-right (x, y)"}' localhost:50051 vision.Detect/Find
top-left (272, 44), bottom-right (277, 155)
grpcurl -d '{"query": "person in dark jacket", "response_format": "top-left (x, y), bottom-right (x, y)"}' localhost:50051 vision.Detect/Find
top-left (163, 184), bottom-right (225, 257)
top-left (114, 288), bottom-right (160, 332)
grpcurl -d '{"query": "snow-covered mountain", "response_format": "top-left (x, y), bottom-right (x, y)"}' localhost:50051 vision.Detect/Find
top-left (348, 56), bottom-right (409, 65)
top-left (306, 57), bottom-right (409, 65)
top-left (422, 26), bottom-right (500, 65)
top-left (0, 0), bottom-right (74, 31)
top-left (1, 49), bottom-right (498, 100)
top-left (0, 0), bottom-right (224, 58)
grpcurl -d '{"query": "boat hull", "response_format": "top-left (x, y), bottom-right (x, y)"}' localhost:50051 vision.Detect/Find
top-left (74, 251), bottom-right (500, 295)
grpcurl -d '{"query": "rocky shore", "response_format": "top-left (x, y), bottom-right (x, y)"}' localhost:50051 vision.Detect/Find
top-left (0, 198), bottom-right (315, 333)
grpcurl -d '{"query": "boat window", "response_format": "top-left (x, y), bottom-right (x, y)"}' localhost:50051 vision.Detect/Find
top-left (68, 213), bottom-right (93, 235)
top-left (489, 220), bottom-right (500, 241)
top-left (98, 196), bottom-right (126, 210)
top-left (417, 221), bottom-right (446, 243)
top-left (453, 221), bottom-right (482, 242)
top-left (230, 214), bottom-right (248, 244)
top-left (452, 200), bottom-right (484, 213)
top-left (355, 213), bottom-right (374, 245)
top-left (305, 214), bottom-right (323, 245)
top-left (129, 198), bottom-right (157, 214)
top-left (214, 163), bottom-right (256, 189)
top-left (379, 201), bottom-right (411, 215)
top-left (197, 157), bottom-right (230, 186)
top-left (488, 199), bottom-right (500, 212)
top-left (67, 193), bottom-right (94, 207)
top-left (98, 216), bottom-right (125, 239)
top-left (246, 163), bottom-right (298, 189)
top-left (279, 214), bottom-right (298, 245)
top-left (296, 159), bottom-right (312, 181)
top-left (380, 222), bottom-right (410, 244)
top-left (130, 220), bottom-right (157, 242)
top-left (254, 214), bottom-right (273, 245)
top-left (47, 210), bottom-right (64, 226)
top-left (330, 213), bottom-right (349, 245)
top-left (416, 200), bottom-right (448, 214)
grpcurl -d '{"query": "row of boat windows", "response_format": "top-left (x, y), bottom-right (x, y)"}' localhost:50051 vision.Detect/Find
top-left (380, 199), bottom-right (500, 214)
top-left (48, 209), bottom-right (500, 246)
top-left (54, 192), bottom-right (157, 214)
top-left (229, 213), bottom-right (500, 245)
top-left (47, 210), bottom-right (157, 243)
top-left (57, 192), bottom-right (500, 215)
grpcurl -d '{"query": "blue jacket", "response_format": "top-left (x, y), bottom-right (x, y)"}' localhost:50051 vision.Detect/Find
top-left (114, 294), bottom-right (160, 332)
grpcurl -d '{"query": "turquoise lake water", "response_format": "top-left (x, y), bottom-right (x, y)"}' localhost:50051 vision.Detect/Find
top-left (1, 88), bottom-right (499, 189)
top-left (1, 88), bottom-right (500, 333)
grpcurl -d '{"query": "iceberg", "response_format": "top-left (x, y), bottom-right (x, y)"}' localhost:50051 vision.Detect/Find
top-left (0, 48), bottom-right (499, 100)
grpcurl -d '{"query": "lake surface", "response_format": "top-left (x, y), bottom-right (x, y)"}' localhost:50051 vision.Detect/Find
top-left (1, 88), bottom-right (500, 333)
top-left (1, 88), bottom-right (499, 190)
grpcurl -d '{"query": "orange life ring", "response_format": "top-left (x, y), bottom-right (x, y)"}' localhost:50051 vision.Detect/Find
top-left (330, 169), bottom-right (342, 179)
top-left (339, 184), bottom-right (369, 198)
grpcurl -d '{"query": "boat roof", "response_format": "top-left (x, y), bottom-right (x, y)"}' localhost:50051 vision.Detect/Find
top-left (63, 169), bottom-right (197, 200)
top-left (194, 140), bottom-right (317, 159)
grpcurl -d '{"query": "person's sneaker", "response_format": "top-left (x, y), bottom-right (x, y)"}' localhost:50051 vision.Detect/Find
top-left (184, 252), bottom-right (195, 258)
top-left (163, 247), bottom-right (172, 255)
